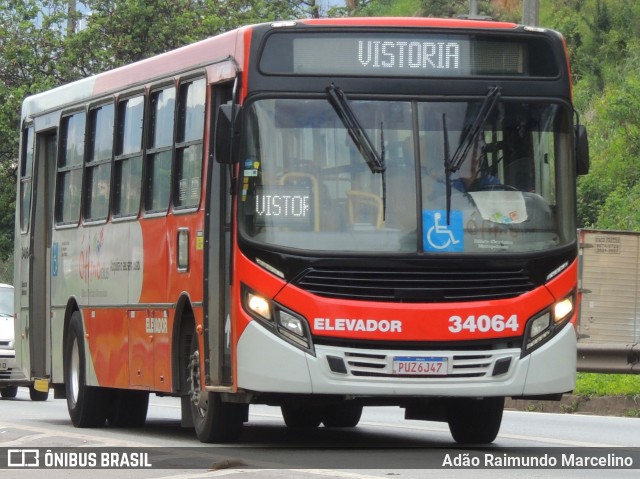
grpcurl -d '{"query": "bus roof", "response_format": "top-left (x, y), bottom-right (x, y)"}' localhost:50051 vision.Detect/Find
top-left (300, 16), bottom-right (518, 30)
top-left (22, 17), bottom-right (524, 120)
top-left (21, 27), bottom-right (247, 120)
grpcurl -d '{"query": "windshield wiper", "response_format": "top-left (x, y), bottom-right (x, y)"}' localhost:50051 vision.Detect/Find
top-left (446, 86), bottom-right (501, 175)
top-left (327, 84), bottom-right (387, 220)
top-left (442, 113), bottom-right (453, 225)
top-left (442, 86), bottom-right (501, 225)
top-left (327, 84), bottom-right (385, 174)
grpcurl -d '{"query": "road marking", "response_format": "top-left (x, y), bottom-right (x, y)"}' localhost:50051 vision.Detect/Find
top-left (0, 421), bottom-right (154, 447)
top-left (1, 405), bottom-right (625, 451)
top-left (249, 411), bottom-right (625, 448)
top-left (206, 469), bottom-right (392, 479)
top-left (293, 469), bottom-right (396, 479)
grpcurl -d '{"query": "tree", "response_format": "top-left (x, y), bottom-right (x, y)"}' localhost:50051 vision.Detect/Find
top-left (61, 1), bottom-right (305, 76)
top-left (4, 0), bottom-right (640, 266)
top-left (0, 0), bottom-right (310, 264)
top-left (541, 1), bottom-right (640, 230)
top-left (0, 158), bottom-right (15, 269)
top-left (0, 1), bottom-right (72, 265)
top-left (0, 0), bottom-right (69, 160)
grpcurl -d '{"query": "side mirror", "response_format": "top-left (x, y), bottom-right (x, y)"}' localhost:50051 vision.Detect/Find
top-left (576, 124), bottom-right (589, 176)
top-left (214, 103), bottom-right (238, 164)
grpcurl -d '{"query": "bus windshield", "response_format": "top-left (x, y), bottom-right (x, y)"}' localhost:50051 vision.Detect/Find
top-left (239, 97), bottom-right (575, 254)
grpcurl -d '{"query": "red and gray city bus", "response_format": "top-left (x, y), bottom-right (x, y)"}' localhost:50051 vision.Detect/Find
top-left (14, 17), bottom-right (589, 444)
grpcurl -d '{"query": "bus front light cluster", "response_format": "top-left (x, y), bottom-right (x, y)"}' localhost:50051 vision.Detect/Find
top-left (523, 293), bottom-right (574, 356)
top-left (525, 312), bottom-right (552, 351)
top-left (276, 309), bottom-right (311, 350)
top-left (242, 285), bottom-right (314, 355)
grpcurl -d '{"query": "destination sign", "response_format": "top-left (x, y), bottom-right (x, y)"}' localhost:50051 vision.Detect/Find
top-left (259, 32), bottom-right (558, 78)
top-left (295, 36), bottom-right (470, 76)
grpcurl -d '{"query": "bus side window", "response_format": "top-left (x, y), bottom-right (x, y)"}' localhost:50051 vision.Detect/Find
top-left (174, 78), bottom-right (205, 210)
top-left (113, 95), bottom-right (144, 218)
top-left (55, 112), bottom-right (85, 225)
top-left (20, 126), bottom-right (35, 232)
top-left (145, 87), bottom-right (175, 214)
top-left (84, 103), bottom-right (114, 221)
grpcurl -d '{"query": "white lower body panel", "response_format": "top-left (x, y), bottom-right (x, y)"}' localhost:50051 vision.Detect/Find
top-left (237, 321), bottom-right (576, 397)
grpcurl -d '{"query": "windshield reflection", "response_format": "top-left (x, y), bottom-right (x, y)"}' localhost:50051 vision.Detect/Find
top-left (238, 98), bottom-right (574, 254)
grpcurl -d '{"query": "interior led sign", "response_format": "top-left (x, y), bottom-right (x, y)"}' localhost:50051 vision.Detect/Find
top-left (253, 185), bottom-right (313, 227)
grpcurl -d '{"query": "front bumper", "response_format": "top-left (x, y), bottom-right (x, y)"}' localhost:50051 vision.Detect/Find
top-left (236, 320), bottom-right (576, 397)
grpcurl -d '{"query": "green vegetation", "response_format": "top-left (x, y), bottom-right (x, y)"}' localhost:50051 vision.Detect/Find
top-left (575, 373), bottom-right (640, 399)
top-left (539, 1), bottom-right (640, 230)
top-left (3, 1), bottom-right (639, 254)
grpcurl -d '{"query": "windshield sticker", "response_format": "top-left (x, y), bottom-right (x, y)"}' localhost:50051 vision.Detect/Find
top-left (241, 176), bottom-right (249, 202)
top-left (423, 210), bottom-right (464, 252)
top-left (468, 191), bottom-right (527, 224)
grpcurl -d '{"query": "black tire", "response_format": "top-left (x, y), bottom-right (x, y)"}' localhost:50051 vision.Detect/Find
top-left (187, 330), bottom-right (245, 443)
top-left (107, 389), bottom-right (149, 427)
top-left (446, 397), bottom-right (504, 444)
top-left (321, 402), bottom-right (363, 428)
top-left (0, 386), bottom-right (18, 398)
top-left (281, 404), bottom-right (322, 429)
top-left (64, 311), bottom-right (109, 427)
top-left (29, 385), bottom-right (48, 401)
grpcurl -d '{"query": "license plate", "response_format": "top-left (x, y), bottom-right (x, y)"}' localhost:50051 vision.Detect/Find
top-left (0, 361), bottom-right (8, 371)
top-left (392, 356), bottom-right (447, 376)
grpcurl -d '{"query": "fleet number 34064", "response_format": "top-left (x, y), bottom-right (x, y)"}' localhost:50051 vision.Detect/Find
top-left (448, 314), bottom-right (519, 333)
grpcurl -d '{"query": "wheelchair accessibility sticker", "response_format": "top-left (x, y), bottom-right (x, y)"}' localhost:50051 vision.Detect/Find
top-left (423, 210), bottom-right (464, 252)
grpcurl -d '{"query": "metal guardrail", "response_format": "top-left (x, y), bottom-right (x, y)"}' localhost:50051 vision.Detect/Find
top-left (577, 343), bottom-right (640, 374)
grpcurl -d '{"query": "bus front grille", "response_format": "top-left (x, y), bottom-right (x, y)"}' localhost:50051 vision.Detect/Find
top-left (339, 351), bottom-right (510, 379)
top-left (293, 267), bottom-right (535, 303)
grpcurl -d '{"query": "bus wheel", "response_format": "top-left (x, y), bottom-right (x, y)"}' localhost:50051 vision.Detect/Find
top-left (446, 397), bottom-right (504, 444)
top-left (321, 402), bottom-right (363, 428)
top-left (107, 390), bottom-right (149, 427)
top-left (0, 386), bottom-right (18, 398)
top-left (281, 404), bottom-right (322, 428)
top-left (187, 334), bottom-right (245, 443)
top-left (64, 312), bottom-right (108, 427)
top-left (29, 385), bottom-right (48, 401)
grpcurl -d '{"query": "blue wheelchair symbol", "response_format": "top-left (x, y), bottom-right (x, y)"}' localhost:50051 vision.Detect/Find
top-left (423, 210), bottom-right (464, 252)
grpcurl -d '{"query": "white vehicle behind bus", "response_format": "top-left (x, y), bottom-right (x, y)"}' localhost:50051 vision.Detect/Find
top-left (0, 283), bottom-right (19, 398)
top-left (0, 283), bottom-right (48, 400)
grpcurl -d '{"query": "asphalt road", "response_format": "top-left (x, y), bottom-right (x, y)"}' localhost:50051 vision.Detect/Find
top-left (0, 388), bottom-right (639, 479)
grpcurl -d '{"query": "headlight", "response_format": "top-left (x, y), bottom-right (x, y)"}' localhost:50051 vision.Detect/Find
top-left (523, 293), bottom-right (575, 355)
top-left (242, 285), bottom-right (314, 354)
top-left (553, 297), bottom-right (573, 323)
top-left (247, 292), bottom-right (271, 320)
top-left (276, 309), bottom-right (311, 349)
top-left (278, 310), bottom-right (305, 337)
top-left (525, 312), bottom-right (552, 351)
top-left (530, 312), bottom-right (551, 338)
